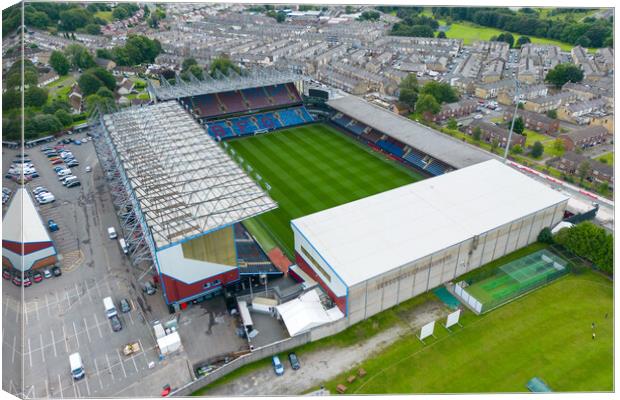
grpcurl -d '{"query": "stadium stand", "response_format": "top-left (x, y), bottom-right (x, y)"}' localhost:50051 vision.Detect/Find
top-left (190, 94), bottom-right (223, 119)
top-left (266, 84), bottom-right (297, 105)
top-left (425, 159), bottom-right (450, 175)
top-left (217, 91), bottom-right (247, 114)
top-left (243, 87), bottom-right (272, 109)
top-left (234, 224), bottom-right (282, 276)
top-left (377, 139), bottom-right (405, 158)
top-left (403, 147), bottom-right (428, 169)
top-left (361, 129), bottom-right (382, 143)
top-left (206, 106), bottom-right (314, 140)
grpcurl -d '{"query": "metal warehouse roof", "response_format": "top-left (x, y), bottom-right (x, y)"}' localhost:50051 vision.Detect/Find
top-left (102, 101), bottom-right (277, 249)
top-left (327, 95), bottom-right (495, 169)
top-left (2, 188), bottom-right (53, 245)
top-left (291, 160), bottom-right (569, 287)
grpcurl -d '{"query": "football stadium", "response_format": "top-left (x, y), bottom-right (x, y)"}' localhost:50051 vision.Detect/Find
top-left (91, 68), bottom-right (568, 320)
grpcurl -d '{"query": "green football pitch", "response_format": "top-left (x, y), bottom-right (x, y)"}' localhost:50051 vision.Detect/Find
top-left (228, 123), bottom-right (424, 256)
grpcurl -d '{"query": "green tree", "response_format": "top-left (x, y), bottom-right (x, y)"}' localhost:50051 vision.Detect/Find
top-left (345, 5), bottom-right (355, 14)
top-left (398, 74), bottom-right (419, 109)
top-left (531, 141), bottom-right (544, 158)
top-left (554, 222), bottom-right (613, 274)
top-left (42, 98), bottom-right (71, 114)
top-left (491, 138), bottom-right (500, 153)
top-left (546, 109), bottom-right (557, 119)
top-left (437, 31), bottom-right (446, 38)
top-left (209, 56), bottom-right (241, 77)
top-left (24, 87), bottom-right (48, 108)
top-left (84, 24), bottom-right (101, 35)
top-left (59, 8), bottom-right (92, 31)
top-left (512, 117), bottom-right (524, 134)
top-left (182, 57), bottom-right (198, 71)
top-left (54, 109), bottom-right (73, 126)
top-left (447, 118), bottom-right (458, 130)
top-left (65, 44), bottom-right (96, 69)
top-left (89, 67), bottom-right (116, 91)
top-left (96, 87), bottom-right (115, 98)
top-left (112, 7), bottom-right (129, 20)
top-left (577, 160), bottom-right (591, 182)
top-left (495, 32), bottom-right (515, 48)
top-left (276, 12), bottom-right (286, 23)
top-left (50, 50), bottom-right (71, 75)
top-left (84, 94), bottom-right (115, 113)
top-left (2, 90), bottom-right (20, 111)
top-left (420, 81), bottom-right (458, 104)
top-left (537, 227), bottom-right (553, 244)
top-left (510, 144), bottom-right (523, 154)
top-left (472, 126), bottom-right (482, 141)
top-left (78, 73), bottom-right (103, 96)
top-left (597, 181), bottom-right (610, 196)
top-left (516, 36), bottom-right (531, 48)
top-left (545, 63), bottom-right (584, 87)
top-left (415, 94), bottom-right (440, 116)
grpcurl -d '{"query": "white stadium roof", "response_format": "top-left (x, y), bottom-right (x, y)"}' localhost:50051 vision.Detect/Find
top-left (102, 101), bottom-right (277, 249)
top-left (2, 188), bottom-right (52, 244)
top-left (292, 160), bottom-right (569, 288)
top-left (327, 95), bottom-right (494, 169)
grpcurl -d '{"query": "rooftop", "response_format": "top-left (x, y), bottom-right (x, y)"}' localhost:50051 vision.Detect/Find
top-left (292, 160), bottom-right (569, 287)
top-left (3, 188), bottom-right (53, 244)
top-left (101, 101), bottom-right (277, 249)
top-left (327, 95), bottom-right (494, 169)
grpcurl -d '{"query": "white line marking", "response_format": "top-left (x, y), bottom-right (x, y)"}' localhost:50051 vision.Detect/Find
top-left (24, 304), bottom-right (29, 325)
top-left (83, 374), bottom-right (91, 396)
top-left (130, 351), bottom-right (139, 373)
top-left (65, 290), bottom-right (70, 308)
top-left (46, 293), bottom-right (51, 317)
top-left (105, 353), bottom-right (115, 381)
top-left (28, 338), bottom-right (33, 368)
top-left (35, 301), bottom-right (40, 321)
top-left (51, 329), bottom-right (58, 357)
top-left (87, 281), bottom-right (94, 302)
top-left (57, 374), bottom-right (64, 399)
top-left (40, 334), bottom-right (45, 363)
top-left (83, 318), bottom-right (92, 343)
top-left (139, 339), bottom-right (149, 367)
top-left (62, 325), bottom-right (69, 352)
top-left (45, 379), bottom-right (50, 398)
top-left (11, 335), bottom-right (16, 364)
top-left (95, 280), bottom-right (103, 298)
top-left (117, 349), bottom-right (128, 378)
top-left (71, 374), bottom-right (78, 398)
top-left (4, 296), bottom-right (10, 315)
top-left (15, 300), bottom-right (19, 322)
top-left (94, 358), bottom-right (103, 389)
top-left (72, 321), bottom-right (80, 349)
top-left (127, 311), bottom-right (134, 325)
top-left (94, 314), bottom-right (103, 339)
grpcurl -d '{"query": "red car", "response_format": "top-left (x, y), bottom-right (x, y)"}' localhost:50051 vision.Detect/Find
top-left (2, 269), bottom-right (11, 280)
top-left (23, 277), bottom-right (32, 287)
top-left (33, 272), bottom-right (43, 283)
top-left (12, 275), bottom-right (22, 286)
top-left (51, 159), bottom-right (63, 165)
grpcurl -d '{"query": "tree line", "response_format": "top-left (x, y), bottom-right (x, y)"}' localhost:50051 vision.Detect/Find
top-left (432, 7), bottom-right (612, 48)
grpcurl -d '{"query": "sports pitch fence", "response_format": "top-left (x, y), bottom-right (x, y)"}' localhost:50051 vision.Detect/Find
top-left (455, 249), bottom-right (570, 314)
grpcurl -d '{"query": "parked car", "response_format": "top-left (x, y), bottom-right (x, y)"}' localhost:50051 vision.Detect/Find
top-left (110, 315), bottom-right (122, 332)
top-left (52, 266), bottom-right (62, 277)
top-left (12, 275), bottom-right (22, 286)
top-left (48, 219), bottom-right (59, 232)
top-left (2, 268), bottom-right (11, 280)
top-left (43, 269), bottom-right (52, 279)
top-left (288, 352), bottom-right (300, 370)
top-left (53, 166), bottom-right (65, 172)
top-left (32, 271), bottom-right (43, 283)
top-left (38, 196), bottom-right (55, 205)
top-left (108, 227), bottom-right (117, 239)
top-left (120, 298), bottom-right (131, 313)
top-left (272, 355), bottom-right (284, 376)
top-left (85, 166), bottom-right (92, 173)
top-left (66, 180), bottom-right (81, 188)
top-left (143, 281), bottom-right (156, 295)
top-left (66, 161), bottom-right (80, 168)
top-left (51, 159), bottom-right (64, 165)
top-left (23, 276), bottom-right (32, 287)
top-left (33, 186), bottom-right (48, 195)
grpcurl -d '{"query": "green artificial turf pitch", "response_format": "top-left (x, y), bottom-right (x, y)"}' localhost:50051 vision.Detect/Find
top-left (228, 123), bottom-right (424, 256)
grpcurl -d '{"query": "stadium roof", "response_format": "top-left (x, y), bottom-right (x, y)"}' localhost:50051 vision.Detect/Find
top-left (327, 95), bottom-right (495, 169)
top-left (2, 188), bottom-right (53, 245)
top-left (148, 67), bottom-right (305, 101)
top-left (101, 101), bottom-right (277, 249)
top-left (292, 159), bottom-right (569, 288)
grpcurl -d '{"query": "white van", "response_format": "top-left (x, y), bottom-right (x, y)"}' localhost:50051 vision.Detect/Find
top-left (118, 238), bottom-right (128, 255)
top-left (107, 227), bottom-right (117, 239)
top-left (103, 296), bottom-right (117, 318)
top-left (69, 353), bottom-right (85, 380)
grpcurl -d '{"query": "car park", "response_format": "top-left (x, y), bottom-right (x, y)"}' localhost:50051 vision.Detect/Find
top-left (33, 186), bottom-right (48, 195)
top-left (66, 180), bottom-right (81, 188)
top-left (52, 266), bottom-right (62, 277)
top-left (51, 159), bottom-right (64, 165)
top-left (66, 161), bottom-right (80, 168)
top-left (53, 166), bottom-right (64, 172)
top-left (38, 195), bottom-right (56, 205)
top-left (143, 281), bottom-right (156, 295)
top-left (23, 276), bottom-right (32, 287)
top-left (32, 271), bottom-right (43, 283)
top-left (69, 353), bottom-right (85, 380)
top-left (12, 275), bottom-right (22, 286)
top-left (57, 169), bottom-right (72, 178)
top-left (43, 269), bottom-right (52, 279)
top-left (108, 227), bottom-right (117, 239)
top-left (61, 175), bottom-right (78, 184)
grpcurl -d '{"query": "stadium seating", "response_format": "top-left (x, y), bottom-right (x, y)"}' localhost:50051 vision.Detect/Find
top-left (425, 159), bottom-right (449, 176)
top-left (376, 139), bottom-right (404, 158)
top-left (403, 148), bottom-right (427, 169)
top-left (255, 112), bottom-right (282, 130)
top-left (207, 120), bottom-right (235, 139)
top-left (361, 129), bottom-right (382, 143)
top-left (285, 83), bottom-right (302, 102)
top-left (346, 121), bottom-right (367, 136)
top-left (331, 113), bottom-right (353, 129)
top-left (265, 84), bottom-right (301, 106)
top-left (243, 87), bottom-right (272, 109)
top-left (298, 107), bottom-right (314, 123)
top-left (230, 116), bottom-right (259, 136)
top-left (277, 108), bottom-right (305, 126)
top-left (192, 94), bottom-right (223, 119)
top-left (217, 91), bottom-right (247, 114)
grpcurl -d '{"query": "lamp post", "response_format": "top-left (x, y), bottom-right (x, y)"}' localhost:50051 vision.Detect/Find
top-left (503, 79), bottom-right (521, 162)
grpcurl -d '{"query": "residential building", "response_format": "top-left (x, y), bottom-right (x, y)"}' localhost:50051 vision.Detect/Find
top-left (68, 83), bottom-right (82, 114)
top-left (555, 151), bottom-right (613, 187)
top-left (474, 79), bottom-right (513, 99)
top-left (498, 83), bottom-right (548, 106)
top-left (557, 98), bottom-right (607, 124)
top-left (427, 99), bottom-right (477, 122)
top-left (558, 126), bottom-right (609, 151)
top-left (37, 70), bottom-right (59, 87)
top-left (503, 109), bottom-right (559, 135)
top-left (464, 120), bottom-right (526, 148)
top-left (589, 113), bottom-right (614, 134)
top-left (523, 92), bottom-right (578, 113)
